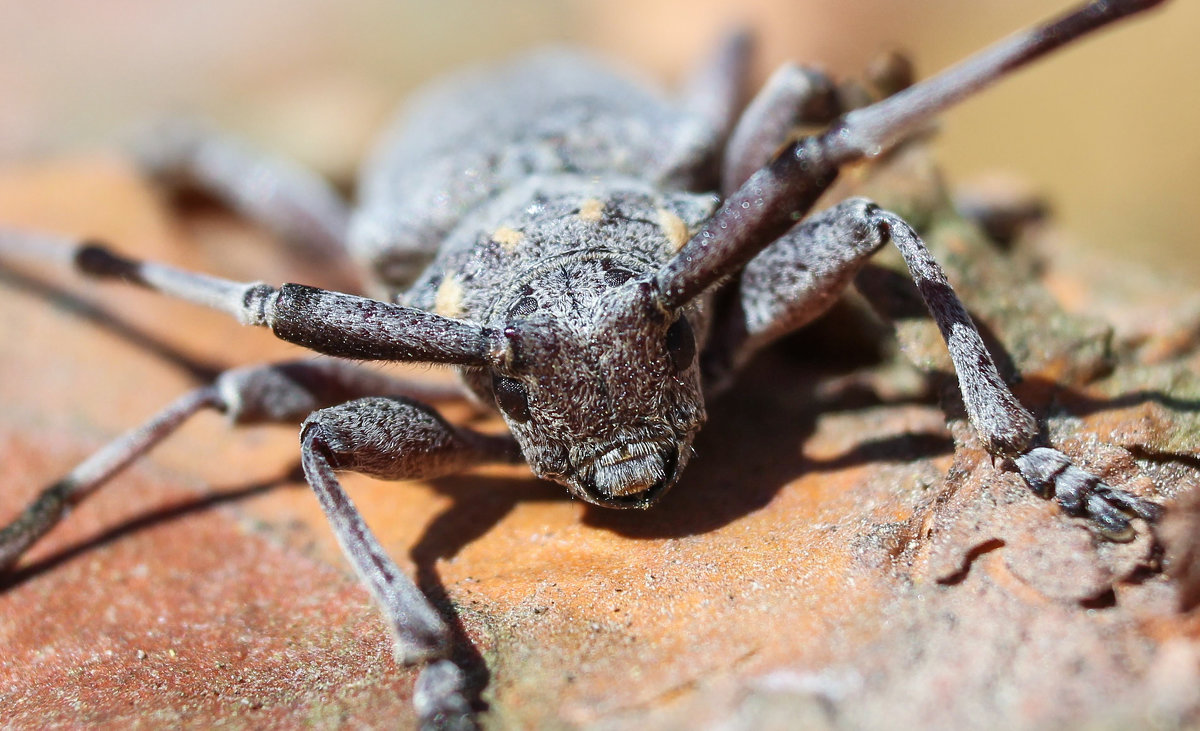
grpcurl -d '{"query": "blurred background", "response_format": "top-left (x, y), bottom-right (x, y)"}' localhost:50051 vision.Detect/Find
top-left (0, 0), bottom-right (1196, 276)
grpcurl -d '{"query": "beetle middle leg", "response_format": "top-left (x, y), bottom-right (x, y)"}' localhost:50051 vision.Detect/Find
top-left (0, 357), bottom-right (470, 571)
top-left (708, 197), bottom-right (1162, 538)
top-left (133, 118), bottom-right (360, 288)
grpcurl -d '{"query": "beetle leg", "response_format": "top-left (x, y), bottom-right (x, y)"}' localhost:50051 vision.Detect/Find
top-left (704, 198), bottom-right (889, 387)
top-left (133, 118), bottom-right (358, 287)
top-left (0, 387), bottom-right (220, 570)
top-left (721, 63), bottom-right (838, 196)
top-left (1, 371), bottom-right (515, 726)
top-left (711, 197), bottom-right (1161, 538)
top-left (300, 397), bottom-right (521, 729)
top-left (659, 29), bottom-right (754, 185)
top-left (678, 29), bottom-right (754, 142)
top-left (0, 359), bottom-right (473, 572)
top-left (710, 197), bottom-right (1037, 454)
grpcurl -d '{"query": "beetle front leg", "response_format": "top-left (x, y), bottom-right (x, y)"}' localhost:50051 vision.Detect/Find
top-left (715, 197), bottom-right (1036, 454)
top-left (300, 397), bottom-right (520, 730)
top-left (711, 197), bottom-right (1161, 538)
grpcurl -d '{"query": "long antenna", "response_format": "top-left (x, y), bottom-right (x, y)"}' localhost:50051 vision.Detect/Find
top-left (656, 0), bottom-right (1170, 310)
top-left (825, 0), bottom-right (1169, 163)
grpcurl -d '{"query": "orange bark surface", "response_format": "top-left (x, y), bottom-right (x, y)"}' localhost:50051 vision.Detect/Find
top-left (1, 155), bottom-right (1197, 728)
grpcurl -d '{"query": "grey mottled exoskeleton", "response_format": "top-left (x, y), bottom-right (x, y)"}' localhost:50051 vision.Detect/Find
top-left (0, 1), bottom-right (1172, 728)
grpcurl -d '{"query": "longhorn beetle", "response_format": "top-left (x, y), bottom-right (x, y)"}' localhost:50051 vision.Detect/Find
top-left (0, 1), bottom-right (1172, 727)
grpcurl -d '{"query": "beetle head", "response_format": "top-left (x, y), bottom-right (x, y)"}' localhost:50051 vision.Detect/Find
top-left (488, 261), bottom-right (705, 508)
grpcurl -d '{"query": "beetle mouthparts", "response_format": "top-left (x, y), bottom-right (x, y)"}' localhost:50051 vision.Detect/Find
top-left (578, 442), bottom-right (678, 508)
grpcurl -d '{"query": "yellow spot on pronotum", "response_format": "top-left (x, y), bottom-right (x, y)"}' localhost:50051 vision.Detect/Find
top-left (578, 198), bottom-right (604, 222)
top-left (657, 208), bottom-right (690, 252)
top-left (434, 275), bottom-right (465, 318)
top-left (493, 226), bottom-right (524, 252)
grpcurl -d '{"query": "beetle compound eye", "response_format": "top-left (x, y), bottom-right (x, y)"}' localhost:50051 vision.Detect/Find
top-left (665, 316), bottom-right (696, 373)
top-left (493, 374), bottom-right (532, 422)
top-left (604, 267), bottom-right (635, 287)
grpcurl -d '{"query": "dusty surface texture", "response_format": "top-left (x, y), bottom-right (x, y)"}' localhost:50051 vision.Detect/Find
top-left (1, 147), bottom-right (1198, 729)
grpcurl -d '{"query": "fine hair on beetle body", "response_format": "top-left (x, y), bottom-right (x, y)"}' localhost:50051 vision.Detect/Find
top-left (0, 2), bottom-right (1175, 728)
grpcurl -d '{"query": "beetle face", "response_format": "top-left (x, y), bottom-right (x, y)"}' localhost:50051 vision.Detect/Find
top-left (490, 266), bottom-right (706, 508)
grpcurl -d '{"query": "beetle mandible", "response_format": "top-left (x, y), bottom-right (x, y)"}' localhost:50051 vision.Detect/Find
top-left (0, 1), bottom-right (1172, 727)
